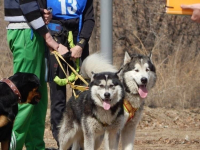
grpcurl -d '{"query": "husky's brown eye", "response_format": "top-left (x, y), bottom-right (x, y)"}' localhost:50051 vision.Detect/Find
top-left (135, 69), bottom-right (139, 72)
top-left (146, 68), bottom-right (150, 72)
top-left (99, 85), bottom-right (104, 88)
top-left (109, 85), bottom-right (114, 88)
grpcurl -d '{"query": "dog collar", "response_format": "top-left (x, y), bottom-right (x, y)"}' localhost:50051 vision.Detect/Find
top-left (0, 78), bottom-right (22, 103)
top-left (123, 99), bottom-right (138, 123)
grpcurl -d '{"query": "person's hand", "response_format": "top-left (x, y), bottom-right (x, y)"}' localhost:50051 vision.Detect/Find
top-left (181, 4), bottom-right (200, 23)
top-left (70, 45), bottom-right (83, 59)
top-left (42, 9), bottom-right (52, 24)
top-left (58, 44), bottom-right (69, 55)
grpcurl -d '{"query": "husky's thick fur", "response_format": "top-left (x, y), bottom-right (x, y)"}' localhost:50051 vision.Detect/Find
top-left (58, 71), bottom-right (125, 150)
top-left (80, 51), bottom-right (157, 150)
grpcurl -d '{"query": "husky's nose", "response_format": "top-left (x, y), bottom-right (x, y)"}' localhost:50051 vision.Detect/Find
top-left (141, 77), bottom-right (147, 84)
top-left (104, 92), bottom-right (110, 98)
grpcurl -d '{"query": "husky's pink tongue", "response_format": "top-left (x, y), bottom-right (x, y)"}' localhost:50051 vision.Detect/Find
top-left (103, 101), bottom-right (111, 110)
top-left (138, 85), bottom-right (148, 98)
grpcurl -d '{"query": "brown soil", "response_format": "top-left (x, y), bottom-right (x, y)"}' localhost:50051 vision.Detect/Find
top-left (44, 106), bottom-right (200, 150)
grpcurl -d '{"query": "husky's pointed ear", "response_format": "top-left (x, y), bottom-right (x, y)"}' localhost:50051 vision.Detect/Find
top-left (124, 51), bottom-right (131, 65)
top-left (116, 67), bottom-right (123, 75)
top-left (148, 52), bottom-right (153, 63)
top-left (115, 67), bottom-right (123, 80)
top-left (91, 71), bottom-right (95, 82)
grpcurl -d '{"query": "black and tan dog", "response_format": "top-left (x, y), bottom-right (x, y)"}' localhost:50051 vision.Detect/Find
top-left (0, 72), bottom-right (41, 150)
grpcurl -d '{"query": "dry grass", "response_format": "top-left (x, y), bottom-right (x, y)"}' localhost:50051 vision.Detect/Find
top-left (146, 41), bottom-right (200, 108)
top-left (1, 0), bottom-right (200, 109)
top-left (0, 0), bottom-right (13, 78)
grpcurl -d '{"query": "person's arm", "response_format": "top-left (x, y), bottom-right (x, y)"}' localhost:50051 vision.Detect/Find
top-left (70, 0), bottom-right (95, 59)
top-left (181, 4), bottom-right (200, 23)
top-left (19, 0), bottom-right (68, 55)
top-left (78, 0), bottom-right (95, 48)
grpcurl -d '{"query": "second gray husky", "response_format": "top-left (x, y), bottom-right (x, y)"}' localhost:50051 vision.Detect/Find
top-left (80, 51), bottom-right (157, 150)
top-left (58, 71), bottom-right (125, 150)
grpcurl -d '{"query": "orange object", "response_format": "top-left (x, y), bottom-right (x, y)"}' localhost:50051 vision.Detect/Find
top-left (166, 0), bottom-right (199, 15)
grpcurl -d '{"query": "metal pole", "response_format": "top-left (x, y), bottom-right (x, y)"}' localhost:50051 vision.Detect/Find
top-left (100, 0), bottom-right (113, 63)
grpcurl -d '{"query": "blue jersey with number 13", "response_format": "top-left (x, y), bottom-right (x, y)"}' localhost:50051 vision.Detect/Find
top-left (47, 0), bottom-right (87, 20)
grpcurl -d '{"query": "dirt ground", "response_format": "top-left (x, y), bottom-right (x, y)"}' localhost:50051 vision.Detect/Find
top-left (44, 106), bottom-right (200, 150)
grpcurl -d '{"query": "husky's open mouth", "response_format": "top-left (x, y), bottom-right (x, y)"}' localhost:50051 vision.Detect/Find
top-left (97, 94), bottom-right (111, 110)
top-left (137, 84), bottom-right (148, 99)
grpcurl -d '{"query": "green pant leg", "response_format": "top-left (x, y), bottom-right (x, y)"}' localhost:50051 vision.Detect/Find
top-left (25, 54), bottom-right (48, 150)
top-left (7, 29), bottom-right (48, 150)
top-left (24, 34), bottom-right (48, 150)
top-left (10, 105), bottom-right (34, 150)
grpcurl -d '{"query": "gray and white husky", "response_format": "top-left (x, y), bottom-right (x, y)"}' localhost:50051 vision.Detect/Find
top-left (58, 71), bottom-right (125, 150)
top-left (80, 51), bottom-right (157, 150)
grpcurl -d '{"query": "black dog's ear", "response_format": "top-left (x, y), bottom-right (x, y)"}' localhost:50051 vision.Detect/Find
top-left (28, 74), bottom-right (40, 86)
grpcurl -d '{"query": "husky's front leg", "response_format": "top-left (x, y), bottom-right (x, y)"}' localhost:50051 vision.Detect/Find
top-left (71, 141), bottom-right (81, 150)
top-left (59, 120), bottom-right (80, 150)
top-left (59, 128), bottom-right (78, 150)
top-left (105, 130), bottom-right (120, 150)
top-left (121, 117), bottom-right (141, 150)
top-left (121, 107), bottom-right (143, 150)
top-left (121, 126), bottom-right (136, 150)
top-left (95, 134), bottom-right (104, 149)
top-left (83, 132), bottom-right (95, 150)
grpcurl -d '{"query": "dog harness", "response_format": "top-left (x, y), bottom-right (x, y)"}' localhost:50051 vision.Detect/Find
top-left (123, 99), bottom-right (138, 122)
top-left (0, 78), bottom-right (21, 103)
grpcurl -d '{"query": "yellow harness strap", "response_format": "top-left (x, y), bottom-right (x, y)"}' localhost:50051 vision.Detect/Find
top-left (123, 99), bottom-right (138, 122)
top-left (51, 31), bottom-right (89, 98)
top-left (52, 50), bottom-right (88, 86)
top-left (52, 51), bottom-right (89, 98)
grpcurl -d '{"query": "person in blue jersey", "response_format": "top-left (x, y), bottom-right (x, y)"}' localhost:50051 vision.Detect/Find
top-left (45, 0), bottom-right (95, 150)
top-left (181, 4), bottom-right (200, 23)
top-left (4, 0), bottom-right (69, 150)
